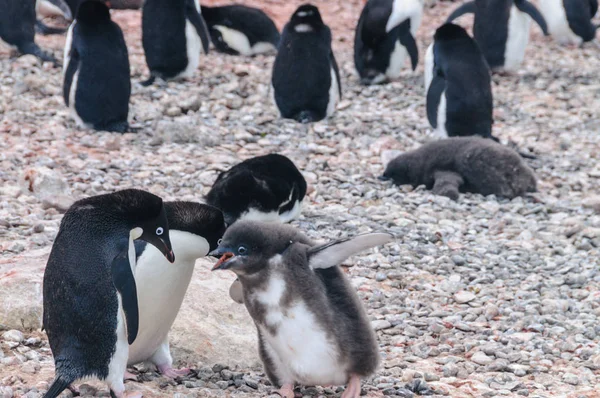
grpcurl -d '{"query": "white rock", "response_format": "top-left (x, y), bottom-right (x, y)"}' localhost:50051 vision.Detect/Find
top-left (20, 167), bottom-right (70, 200)
top-left (454, 291), bottom-right (476, 304)
top-left (371, 320), bottom-right (393, 330)
top-left (471, 351), bottom-right (493, 366)
top-left (2, 330), bottom-right (24, 343)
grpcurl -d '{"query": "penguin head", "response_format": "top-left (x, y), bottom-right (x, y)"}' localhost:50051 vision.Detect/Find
top-left (434, 23), bottom-right (471, 43)
top-left (76, 0), bottom-right (111, 22)
top-left (163, 201), bottom-right (226, 253)
top-left (380, 155), bottom-right (411, 186)
top-left (290, 4), bottom-right (324, 32)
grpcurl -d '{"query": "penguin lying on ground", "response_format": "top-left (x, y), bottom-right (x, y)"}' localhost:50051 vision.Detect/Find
top-left (272, 4), bottom-right (341, 123)
top-left (424, 23), bottom-right (495, 140)
top-left (380, 137), bottom-right (537, 200)
top-left (0, 0), bottom-right (57, 63)
top-left (63, 1), bottom-right (131, 133)
top-left (43, 189), bottom-right (175, 398)
top-left (210, 221), bottom-right (391, 398)
top-left (127, 202), bottom-right (225, 378)
top-left (142, 0), bottom-right (210, 86)
top-left (539, 0), bottom-right (598, 45)
top-left (447, 0), bottom-right (549, 71)
top-left (201, 4), bottom-right (280, 56)
top-left (354, 0), bottom-right (422, 85)
top-left (35, 0), bottom-right (72, 35)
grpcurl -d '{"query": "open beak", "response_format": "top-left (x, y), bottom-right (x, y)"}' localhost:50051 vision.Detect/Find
top-left (209, 248), bottom-right (235, 271)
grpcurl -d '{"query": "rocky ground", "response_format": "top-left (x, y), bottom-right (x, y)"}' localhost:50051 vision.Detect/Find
top-left (1, 0), bottom-right (600, 397)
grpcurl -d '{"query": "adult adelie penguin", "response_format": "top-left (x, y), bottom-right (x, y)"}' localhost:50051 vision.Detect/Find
top-left (201, 4), bottom-right (280, 56)
top-left (127, 202), bottom-right (225, 377)
top-left (142, 0), bottom-right (210, 85)
top-left (43, 189), bottom-right (175, 398)
top-left (424, 23), bottom-right (494, 139)
top-left (63, 0), bottom-right (131, 132)
top-left (354, 0), bottom-right (423, 85)
top-left (447, 0), bottom-right (549, 71)
top-left (272, 4), bottom-right (341, 123)
top-left (210, 221), bottom-right (392, 398)
top-left (539, 0), bottom-right (598, 45)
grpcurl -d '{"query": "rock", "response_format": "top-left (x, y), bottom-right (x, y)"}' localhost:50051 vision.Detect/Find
top-left (471, 351), bottom-right (493, 366)
top-left (582, 196), bottom-right (600, 212)
top-left (2, 330), bottom-right (24, 343)
top-left (21, 167), bottom-right (70, 200)
top-left (41, 195), bottom-right (74, 213)
top-left (20, 361), bottom-right (40, 374)
top-left (154, 120), bottom-right (219, 146)
top-left (442, 363), bottom-right (459, 377)
top-left (371, 320), bottom-right (392, 330)
top-left (454, 291), bottom-right (476, 304)
top-left (562, 373), bottom-right (579, 385)
top-left (0, 386), bottom-right (14, 398)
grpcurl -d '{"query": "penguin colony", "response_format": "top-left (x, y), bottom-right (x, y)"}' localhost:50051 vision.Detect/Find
top-left (0, 0), bottom-right (597, 396)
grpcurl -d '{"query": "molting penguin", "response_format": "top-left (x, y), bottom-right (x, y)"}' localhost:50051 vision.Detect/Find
top-left (201, 4), bottom-right (280, 56)
top-left (272, 4), bottom-right (341, 123)
top-left (205, 154), bottom-right (307, 226)
top-left (354, 0), bottom-right (422, 85)
top-left (539, 0), bottom-right (598, 45)
top-left (63, 0), bottom-right (131, 133)
top-left (142, 0), bottom-right (210, 86)
top-left (424, 23), bottom-right (494, 139)
top-left (127, 202), bottom-right (225, 378)
top-left (210, 221), bottom-right (392, 398)
top-left (0, 0), bottom-right (57, 62)
top-left (447, 0), bottom-right (549, 71)
top-left (43, 189), bottom-right (175, 398)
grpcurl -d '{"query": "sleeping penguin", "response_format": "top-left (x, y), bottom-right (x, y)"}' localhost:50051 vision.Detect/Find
top-left (201, 4), bottom-right (280, 56)
top-left (272, 4), bottom-right (341, 123)
top-left (142, 0), bottom-right (210, 86)
top-left (424, 23), bottom-right (494, 140)
top-left (354, 0), bottom-right (422, 85)
top-left (128, 202), bottom-right (225, 378)
top-left (63, 0), bottom-right (131, 133)
top-left (43, 189), bottom-right (175, 398)
top-left (210, 221), bottom-right (392, 398)
top-left (447, 0), bottom-right (549, 71)
top-left (539, 0), bottom-right (598, 45)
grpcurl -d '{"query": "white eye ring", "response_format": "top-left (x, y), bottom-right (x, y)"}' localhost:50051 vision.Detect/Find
top-left (156, 227), bottom-right (164, 236)
top-left (217, 238), bottom-right (223, 245)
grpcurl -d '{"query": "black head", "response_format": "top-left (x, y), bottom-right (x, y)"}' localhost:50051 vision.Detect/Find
top-left (290, 4), bottom-right (324, 28)
top-left (164, 201), bottom-right (226, 252)
top-left (76, 0), bottom-right (111, 23)
top-left (380, 155), bottom-right (412, 186)
top-left (434, 23), bottom-right (471, 42)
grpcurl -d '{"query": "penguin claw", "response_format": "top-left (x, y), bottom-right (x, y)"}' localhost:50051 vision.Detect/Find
top-left (276, 383), bottom-right (295, 398)
top-left (158, 365), bottom-right (191, 378)
top-left (123, 371), bottom-right (138, 382)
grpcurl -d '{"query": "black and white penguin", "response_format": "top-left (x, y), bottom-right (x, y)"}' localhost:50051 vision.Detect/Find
top-left (43, 189), bottom-right (175, 398)
top-left (354, 0), bottom-right (423, 85)
top-left (424, 23), bottom-right (494, 139)
top-left (0, 0), bottom-right (57, 62)
top-left (201, 4), bottom-right (280, 56)
top-left (127, 202), bottom-right (225, 378)
top-left (539, 0), bottom-right (598, 45)
top-left (447, 0), bottom-right (550, 71)
top-left (141, 0), bottom-right (210, 86)
top-left (205, 154), bottom-right (307, 227)
top-left (210, 221), bottom-right (392, 398)
top-left (272, 4), bottom-right (341, 123)
top-left (63, 0), bottom-right (131, 133)
top-left (35, 0), bottom-right (72, 35)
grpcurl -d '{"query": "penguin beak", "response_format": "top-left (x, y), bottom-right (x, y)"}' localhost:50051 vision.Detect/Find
top-left (160, 238), bottom-right (175, 263)
top-left (209, 248), bottom-right (235, 270)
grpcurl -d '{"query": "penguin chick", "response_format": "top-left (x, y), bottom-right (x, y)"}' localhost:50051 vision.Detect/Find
top-left (210, 221), bottom-right (392, 398)
top-left (43, 189), bottom-right (175, 398)
top-left (128, 202), bottom-right (226, 378)
top-left (380, 136), bottom-right (537, 200)
top-left (205, 154), bottom-right (307, 227)
top-left (272, 4), bottom-right (341, 123)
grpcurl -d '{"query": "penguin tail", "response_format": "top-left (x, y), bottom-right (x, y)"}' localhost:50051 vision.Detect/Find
top-left (141, 75), bottom-right (156, 86)
top-left (294, 110), bottom-right (317, 124)
top-left (44, 375), bottom-right (73, 398)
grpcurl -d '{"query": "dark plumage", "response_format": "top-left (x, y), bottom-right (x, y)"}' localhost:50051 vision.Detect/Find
top-left (380, 137), bottom-right (537, 200)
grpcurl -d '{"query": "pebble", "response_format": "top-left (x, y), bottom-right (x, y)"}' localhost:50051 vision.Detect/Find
top-left (472, 352), bottom-right (493, 366)
top-left (371, 320), bottom-right (392, 330)
top-left (2, 330), bottom-right (23, 343)
top-left (562, 373), bottom-right (579, 385)
top-left (454, 291), bottom-right (476, 304)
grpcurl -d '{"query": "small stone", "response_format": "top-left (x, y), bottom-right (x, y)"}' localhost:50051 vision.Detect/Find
top-left (243, 376), bottom-right (259, 389)
top-left (424, 372), bottom-right (440, 382)
top-left (454, 291), bottom-right (476, 304)
top-left (375, 272), bottom-right (387, 282)
top-left (20, 361), bottom-right (40, 374)
top-left (215, 381), bottom-right (229, 389)
top-left (562, 373), bottom-right (579, 385)
top-left (442, 363), bottom-right (459, 377)
top-left (372, 320), bottom-right (392, 330)
top-left (517, 389), bottom-right (529, 396)
top-left (33, 224), bottom-right (44, 233)
top-left (165, 106), bottom-right (183, 117)
top-left (451, 255), bottom-right (466, 266)
top-left (471, 351), bottom-right (493, 366)
top-left (2, 330), bottom-right (24, 343)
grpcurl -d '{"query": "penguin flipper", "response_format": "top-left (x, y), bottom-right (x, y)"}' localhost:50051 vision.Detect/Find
top-left (426, 72), bottom-right (445, 128)
top-left (330, 51), bottom-right (342, 98)
top-left (446, 1), bottom-right (475, 23)
top-left (111, 250), bottom-right (139, 345)
top-left (63, 48), bottom-right (79, 106)
top-left (590, 0), bottom-right (598, 19)
top-left (186, 0), bottom-right (211, 54)
top-left (432, 170), bottom-right (464, 201)
top-left (307, 233), bottom-right (394, 269)
top-left (399, 30), bottom-right (419, 71)
top-left (44, 375), bottom-right (73, 398)
top-left (515, 0), bottom-right (549, 35)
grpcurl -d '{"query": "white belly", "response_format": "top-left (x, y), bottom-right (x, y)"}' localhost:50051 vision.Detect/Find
top-left (539, 0), bottom-right (583, 45)
top-left (177, 19), bottom-right (202, 79)
top-left (326, 67), bottom-right (339, 117)
top-left (424, 43), bottom-right (434, 93)
top-left (504, 6), bottom-right (531, 71)
top-left (436, 91), bottom-right (448, 138)
top-left (386, 40), bottom-right (409, 79)
top-left (278, 200), bottom-right (302, 224)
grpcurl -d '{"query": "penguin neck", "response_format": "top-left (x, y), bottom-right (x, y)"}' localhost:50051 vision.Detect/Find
top-left (169, 230), bottom-right (210, 263)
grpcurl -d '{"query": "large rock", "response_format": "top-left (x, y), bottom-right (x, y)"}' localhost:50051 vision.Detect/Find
top-left (20, 167), bottom-right (71, 201)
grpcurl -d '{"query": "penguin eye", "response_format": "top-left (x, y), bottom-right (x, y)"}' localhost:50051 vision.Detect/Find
top-left (217, 238), bottom-right (223, 245)
top-left (156, 227), bottom-right (164, 236)
top-left (237, 245), bottom-right (248, 255)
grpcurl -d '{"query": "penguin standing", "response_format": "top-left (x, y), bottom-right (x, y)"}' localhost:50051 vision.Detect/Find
top-left (272, 4), bottom-right (341, 123)
top-left (210, 221), bottom-right (392, 398)
top-left (142, 0), bottom-right (210, 85)
top-left (43, 189), bottom-right (175, 398)
top-left (205, 154), bottom-right (307, 226)
top-left (201, 4), bottom-right (280, 56)
top-left (354, 0), bottom-right (422, 85)
top-left (0, 0), bottom-right (57, 62)
top-left (447, 0), bottom-right (549, 71)
top-left (127, 202), bottom-right (226, 377)
top-left (539, 0), bottom-right (598, 45)
top-left (63, 0), bottom-right (131, 132)
top-left (424, 23), bottom-right (494, 139)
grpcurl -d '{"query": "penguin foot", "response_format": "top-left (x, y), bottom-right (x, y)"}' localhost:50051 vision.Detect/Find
top-left (124, 371), bottom-right (138, 381)
top-left (123, 392), bottom-right (143, 398)
top-left (276, 383), bottom-right (295, 398)
top-left (157, 364), bottom-right (191, 378)
top-left (68, 384), bottom-right (81, 396)
top-left (341, 374), bottom-right (361, 398)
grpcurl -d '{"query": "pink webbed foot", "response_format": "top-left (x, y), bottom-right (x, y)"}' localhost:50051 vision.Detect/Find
top-left (341, 374), bottom-right (361, 398)
top-left (157, 364), bottom-right (191, 378)
top-left (276, 383), bottom-right (295, 398)
top-left (124, 371), bottom-right (138, 382)
top-left (68, 384), bottom-right (80, 396)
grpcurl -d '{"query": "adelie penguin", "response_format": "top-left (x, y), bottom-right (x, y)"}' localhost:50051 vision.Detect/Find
top-left (272, 4), bottom-right (341, 123)
top-left (539, 0), bottom-right (598, 45)
top-left (43, 189), bottom-right (175, 398)
top-left (424, 23), bottom-right (494, 140)
top-left (354, 0), bottom-right (423, 85)
top-left (127, 202), bottom-right (225, 378)
top-left (63, 0), bottom-right (131, 133)
top-left (447, 0), bottom-right (549, 71)
top-left (201, 4), bottom-right (280, 56)
top-left (210, 221), bottom-right (392, 398)
top-left (142, 0), bottom-right (210, 86)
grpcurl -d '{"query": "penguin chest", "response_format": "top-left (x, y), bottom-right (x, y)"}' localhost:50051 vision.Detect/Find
top-left (385, 40), bottom-right (409, 79)
top-left (326, 66), bottom-right (340, 117)
top-left (435, 91), bottom-right (448, 138)
top-left (504, 6), bottom-right (532, 71)
top-left (177, 19), bottom-right (202, 79)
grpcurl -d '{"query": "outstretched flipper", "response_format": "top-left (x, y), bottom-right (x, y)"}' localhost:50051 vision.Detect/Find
top-left (426, 70), bottom-right (446, 128)
top-left (446, 1), bottom-right (475, 23)
top-left (111, 250), bottom-right (139, 345)
top-left (515, 0), bottom-right (549, 35)
top-left (432, 170), bottom-right (464, 201)
top-left (307, 232), bottom-right (394, 269)
top-left (186, 0), bottom-right (210, 54)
